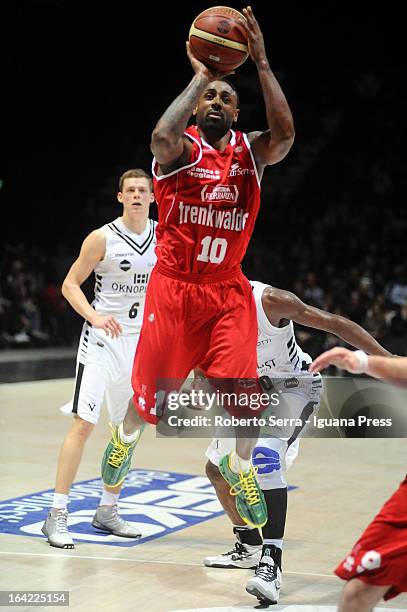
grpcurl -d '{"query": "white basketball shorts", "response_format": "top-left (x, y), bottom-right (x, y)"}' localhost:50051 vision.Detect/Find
top-left (206, 378), bottom-right (322, 489)
top-left (60, 323), bottom-right (139, 425)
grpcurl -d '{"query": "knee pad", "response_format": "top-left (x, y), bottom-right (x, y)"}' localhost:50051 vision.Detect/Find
top-left (252, 444), bottom-right (287, 489)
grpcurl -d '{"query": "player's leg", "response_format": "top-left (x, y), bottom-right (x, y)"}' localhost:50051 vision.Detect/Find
top-left (43, 326), bottom-right (107, 548)
top-left (204, 436), bottom-right (263, 569)
top-left (246, 437), bottom-right (296, 604)
top-left (203, 277), bottom-right (266, 528)
top-left (100, 329), bottom-right (148, 488)
top-left (101, 271), bottom-right (202, 486)
top-left (54, 416), bottom-right (95, 497)
top-left (100, 397), bottom-right (146, 487)
top-left (338, 580), bottom-right (390, 612)
top-left (93, 336), bottom-right (144, 537)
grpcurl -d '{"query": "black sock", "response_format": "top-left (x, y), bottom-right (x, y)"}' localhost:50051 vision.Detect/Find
top-left (261, 487), bottom-right (287, 540)
top-left (262, 544), bottom-right (282, 570)
top-left (233, 525), bottom-right (262, 546)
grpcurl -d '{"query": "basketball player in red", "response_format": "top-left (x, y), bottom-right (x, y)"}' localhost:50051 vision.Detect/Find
top-left (310, 348), bottom-right (407, 611)
top-left (101, 6), bottom-right (295, 528)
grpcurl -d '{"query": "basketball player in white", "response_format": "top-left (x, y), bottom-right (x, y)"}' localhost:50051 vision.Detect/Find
top-left (42, 169), bottom-right (156, 548)
top-left (204, 280), bottom-right (390, 604)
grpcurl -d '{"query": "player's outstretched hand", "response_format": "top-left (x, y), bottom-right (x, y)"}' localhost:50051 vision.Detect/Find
top-left (240, 6), bottom-right (267, 65)
top-left (310, 347), bottom-right (364, 375)
top-left (186, 41), bottom-right (235, 79)
top-left (89, 313), bottom-right (122, 338)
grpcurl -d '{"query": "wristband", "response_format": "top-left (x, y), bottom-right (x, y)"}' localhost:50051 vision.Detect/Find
top-left (354, 350), bottom-right (369, 374)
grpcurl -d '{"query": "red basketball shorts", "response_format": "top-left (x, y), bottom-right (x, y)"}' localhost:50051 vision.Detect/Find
top-left (131, 266), bottom-right (259, 425)
top-left (335, 476), bottom-right (407, 600)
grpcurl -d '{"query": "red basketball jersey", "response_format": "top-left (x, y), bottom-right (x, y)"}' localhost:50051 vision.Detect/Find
top-left (152, 125), bottom-right (261, 276)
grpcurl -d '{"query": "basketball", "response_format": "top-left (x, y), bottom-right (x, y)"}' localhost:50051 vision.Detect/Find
top-left (189, 6), bottom-right (249, 72)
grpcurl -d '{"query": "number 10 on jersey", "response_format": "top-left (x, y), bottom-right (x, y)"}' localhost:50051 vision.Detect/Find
top-left (197, 236), bottom-right (228, 264)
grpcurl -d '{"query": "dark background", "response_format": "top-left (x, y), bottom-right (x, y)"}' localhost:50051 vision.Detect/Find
top-left (1, 1), bottom-right (406, 358)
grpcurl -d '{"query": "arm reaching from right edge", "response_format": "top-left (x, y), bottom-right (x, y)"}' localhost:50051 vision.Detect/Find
top-left (309, 348), bottom-right (407, 388)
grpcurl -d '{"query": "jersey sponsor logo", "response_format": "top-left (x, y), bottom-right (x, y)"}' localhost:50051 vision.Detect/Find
top-left (284, 377), bottom-right (299, 389)
top-left (111, 283), bottom-right (148, 295)
top-left (134, 273), bottom-right (149, 284)
top-left (201, 184), bottom-right (239, 203)
top-left (229, 162), bottom-right (255, 177)
top-left (120, 259), bottom-right (131, 271)
top-left (110, 274), bottom-right (150, 295)
top-left (186, 166), bottom-right (220, 180)
top-left (0, 471), bottom-right (224, 547)
top-left (257, 338), bottom-right (273, 347)
top-left (343, 551), bottom-right (381, 573)
top-left (178, 202), bottom-right (249, 232)
top-left (258, 358), bottom-right (277, 370)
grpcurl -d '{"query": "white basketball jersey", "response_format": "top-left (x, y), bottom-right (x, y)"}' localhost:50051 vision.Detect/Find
top-left (92, 217), bottom-right (157, 334)
top-left (250, 280), bottom-right (312, 378)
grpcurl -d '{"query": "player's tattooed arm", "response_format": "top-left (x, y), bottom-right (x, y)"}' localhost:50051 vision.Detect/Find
top-left (242, 7), bottom-right (295, 171)
top-left (151, 76), bottom-right (203, 169)
top-left (262, 286), bottom-right (391, 357)
top-left (151, 42), bottom-right (225, 170)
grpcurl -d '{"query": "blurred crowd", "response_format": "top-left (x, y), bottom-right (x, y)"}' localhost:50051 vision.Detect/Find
top-left (0, 243), bottom-right (78, 348)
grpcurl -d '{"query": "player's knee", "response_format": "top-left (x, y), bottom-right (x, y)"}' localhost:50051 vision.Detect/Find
top-left (205, 460), bottom-right (222, 485)
top-left (340, 578), bottom-right (375, 611)
top-left (252, 445), bottom-right (287, 489)
top-left (72, 416), bottom-right (94, 440)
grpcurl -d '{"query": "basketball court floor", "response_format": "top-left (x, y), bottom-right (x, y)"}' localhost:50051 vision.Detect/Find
top-left (1, 353), bottom-right (406, 611)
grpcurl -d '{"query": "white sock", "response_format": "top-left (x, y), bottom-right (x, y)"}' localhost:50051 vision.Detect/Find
top-left (263, 538), bottom-right (283, 549)
top-left (229, 451), bottom-right (250, 474)
top-left (52, 493), bottom-right (68, 510)
top-left (119, 422), bottom-right (139, 444)
top-left (99, 490), bottom-right (119, 507)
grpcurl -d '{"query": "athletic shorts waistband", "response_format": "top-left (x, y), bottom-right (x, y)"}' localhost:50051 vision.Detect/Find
top-left (155, 263), bottom-right (243, 284)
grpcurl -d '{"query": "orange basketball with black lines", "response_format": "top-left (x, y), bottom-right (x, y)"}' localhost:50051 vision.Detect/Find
top-left (189, 6), bottom-right (249, 72)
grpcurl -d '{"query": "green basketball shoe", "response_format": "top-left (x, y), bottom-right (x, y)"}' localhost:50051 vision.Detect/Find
top-left (101, 423), bottom-right (143, 487)
top-left (219, 453), bottom-right (267, 529)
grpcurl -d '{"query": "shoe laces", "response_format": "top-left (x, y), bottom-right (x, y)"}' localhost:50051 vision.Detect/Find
top-left (229, 466), bottom-right (261, 506)
top-left (225, 541), bottom-right (247, 558)
top-left (107, 424), bottom-right (132, 468)
top-left (255, 557), bottom-right (277, 582)
top-left (55, 510), bottom-right (69, 533)
top-left (108, 504), bottom-right (119, 518)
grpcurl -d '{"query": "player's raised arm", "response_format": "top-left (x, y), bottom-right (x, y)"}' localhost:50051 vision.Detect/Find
top-left (151, 43), bottom-right (226, 170)
top-left (242, 7), bottom-right (295, 173)
top-left (62, 230), bottom-right (122, 338)
top-left (263, 287), bottom-right (391, 356)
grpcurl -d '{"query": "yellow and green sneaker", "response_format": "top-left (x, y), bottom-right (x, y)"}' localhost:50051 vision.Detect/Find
top-left (219, 453), bottom-right (267, 529)
top-left (101, 423), bottom-right (143, 487)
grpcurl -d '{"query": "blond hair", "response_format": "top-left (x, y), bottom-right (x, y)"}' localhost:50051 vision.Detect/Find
top-left (119, 168), bottom-right (152, 192)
